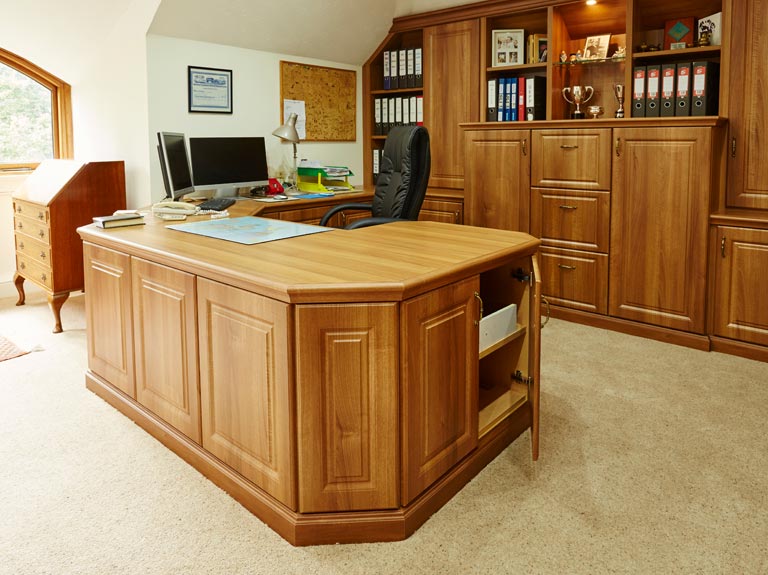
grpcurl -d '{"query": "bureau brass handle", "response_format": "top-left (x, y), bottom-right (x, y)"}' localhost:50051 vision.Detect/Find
top-left (39, 230), bottom-right (45, 238)
top-left (38, 212), bottom-right (45, 220)
top-left (41, 273), bottom-right (47, 281)
top-left (16, 206), bottom-right (22, 213)
top-left (20, 262), bottom-right (26, 270)
top-left (17, 221), bottom-right (23, 229)
top-left (559, 205), bottom-right (577, 210)
top-left (558, 264), bottom-right (576, 270)
top-left (560, 145), bottom-right (578, 149)
top-left (40, 251), bottom-right (46, 259)
top-left (19, 241), bottom-right (24, 249)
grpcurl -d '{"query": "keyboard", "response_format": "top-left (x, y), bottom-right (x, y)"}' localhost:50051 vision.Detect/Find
top-left (197, 197), bottom-right (236, 211)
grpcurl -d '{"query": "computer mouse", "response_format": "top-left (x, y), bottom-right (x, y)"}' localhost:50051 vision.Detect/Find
top-left (274, 194), bottom-right (288, 200)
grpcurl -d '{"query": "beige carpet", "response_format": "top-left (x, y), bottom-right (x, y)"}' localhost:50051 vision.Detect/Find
top-left (1, 292), bottom-right (767, 574)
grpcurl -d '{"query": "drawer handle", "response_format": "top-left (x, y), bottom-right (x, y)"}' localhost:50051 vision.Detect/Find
top-left (20, 261), bottom-right (26, 270)
top-left (19, 241), bottom-right (25, 249)
top-left (558, 264), bottom-right (577, 271)
top-left (38, 230), bottom-right (45, 238)
top-left (560, 145), bottom-right (579, 149)
top-left (40, 251), bottom-right (46, 259)
top-left (41, 273), bottom-right (47, 282)
top-left (16, 205), bottom-right (22, 213)
top-left (474, 291), bottom-right (484, 324)
top-left (17, 221), bottom-right (23, 230)
top-left (38, 212), bottom-right (45, 220)
top-left (558, 205), bottom-right (578, 210)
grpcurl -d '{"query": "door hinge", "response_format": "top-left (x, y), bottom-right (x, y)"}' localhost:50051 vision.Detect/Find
top-left (512, 370), bottom-right (533, 387)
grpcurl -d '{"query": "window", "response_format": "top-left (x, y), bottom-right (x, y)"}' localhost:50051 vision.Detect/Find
top-left (0, 47), bottom-right (73, 172)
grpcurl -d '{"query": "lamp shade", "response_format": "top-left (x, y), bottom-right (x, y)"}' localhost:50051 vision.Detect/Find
top-left (272, 113), bottom-right (300, 143)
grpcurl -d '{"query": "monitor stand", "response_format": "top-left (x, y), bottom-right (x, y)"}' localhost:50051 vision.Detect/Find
top-left (214, 186), bottom-right (238, 198)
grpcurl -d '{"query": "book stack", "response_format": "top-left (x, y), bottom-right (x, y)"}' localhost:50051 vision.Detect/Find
top-left (93, 212), bottom-right (145, 229)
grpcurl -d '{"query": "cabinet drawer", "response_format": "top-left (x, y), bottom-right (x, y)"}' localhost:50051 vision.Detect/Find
top-left (531, 188), bottom-right (610, 252)
top-left (539, 248), bottom-right (607, 314)
top-left (16, 253), bottom-right (54, 291)
top-left (531, 129), bottom-right (611, 190)
top-left (14, 216), bottom-right (51, 244)
top-left (15, 235), bottom-right (52, 266)
top-left (277, 205), bottom-right (368, 227)
top-left (420, 198), bottom-right (464, 224)
top-left (13, 200), bottom-right (50, 223)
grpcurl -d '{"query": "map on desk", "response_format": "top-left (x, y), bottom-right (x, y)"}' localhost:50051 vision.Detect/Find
top-left (166, 216), bottom-right (332, 245)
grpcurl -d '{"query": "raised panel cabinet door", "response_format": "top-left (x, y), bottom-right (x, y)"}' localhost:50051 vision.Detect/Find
top-left (424, 19), bottom-right (480, 189)
top-left (465, 129), bottom-right (530, 231)
top-left (610, 127), bottom-right (713, 333)
top-left (131, 258), bottom-right (200, 443)
top-left (82, 242), bottom-right (135, 398)
top-left (712, 226), bottom-right (768, 346)
top-left (197, 278), bottom-right (295, 509)
top-left (531, 129), bottom-right (612, 190)
top-left (401, 276), bottom-right (479, 505)
top-left (727, 0), bottom-right (768, 209)
top-left (295, 303), bottom-right (399, 513)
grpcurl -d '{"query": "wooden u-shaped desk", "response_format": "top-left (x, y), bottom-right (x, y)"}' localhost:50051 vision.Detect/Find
top-left (78, 206), bottom-right (541, 545)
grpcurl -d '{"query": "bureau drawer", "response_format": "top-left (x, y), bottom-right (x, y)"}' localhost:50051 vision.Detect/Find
top-left (539, 248), bottom-right (607, 314)
top-left (16, 253), bottom-right (54, 291)
top-left (14, 215), bottom-right (51, 244)
top-left (531, 188), bottom-right (610, 252)
top-left (15, 235), bottom-right (52, 266)
top-left (531, 129), bottom-right (611, 190)
top-left (13, 200), bottom-right (50, 223)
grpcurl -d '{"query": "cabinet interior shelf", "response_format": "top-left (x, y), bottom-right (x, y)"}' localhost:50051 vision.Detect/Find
top-left (479, 324), bottom-right (526, 359)
top-left (553, 57), bottom-right (626, 67)
top-left (371, 87), bottom-right (423, 96)
top-left (633, 46), bottom-right (721, 60)
top-left (478, 382), bottom-right (527, 438)
top-left (487, 62), bottom-right (546, 74)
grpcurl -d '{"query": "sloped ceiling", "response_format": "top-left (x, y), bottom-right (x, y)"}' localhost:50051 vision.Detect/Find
top-left (148, 0), bottom-right (476, 65)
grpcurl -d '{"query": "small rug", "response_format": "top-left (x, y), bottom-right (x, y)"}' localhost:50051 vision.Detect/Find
top-left (0, 335), bottom-right (29, 362)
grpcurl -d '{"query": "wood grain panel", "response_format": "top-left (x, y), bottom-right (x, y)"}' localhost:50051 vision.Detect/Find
top-left (531, 129), bottom-right (612, 191)
top-left (531, 188), bottom-right (610, 252)
top-left (132, 258), bottom-right (200, 443)
top-left (82, 242), bottom-right (134, 397)
top-left (296, 303), bottom-right (399, 513)
top-left (197, 278), bottom-right (295, 508)
top-left (401, 277), bottom-right (478, 505)
top-left (465, 129), bottom-right (531, 231)
top-left (424, 19), bottom-right (480, 189)
top-left (712, 226), bottom-right (768, 346)
top-left (610, 127), bottom-right (712, 333)
top-left (539, 247), bottom-right (608, 314)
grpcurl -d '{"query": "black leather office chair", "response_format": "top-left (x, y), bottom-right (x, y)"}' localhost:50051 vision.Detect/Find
top-left (319, 125), bottom-right (431, 229)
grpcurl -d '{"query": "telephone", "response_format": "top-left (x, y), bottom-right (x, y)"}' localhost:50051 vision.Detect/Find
top-left (152, 200), bottom-right (199, 215)
top-left (268, 178), bottom-right (284, 195)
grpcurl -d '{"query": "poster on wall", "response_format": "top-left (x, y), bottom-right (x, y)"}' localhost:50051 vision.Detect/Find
top-left (188, 66), bottom-right (233, 113)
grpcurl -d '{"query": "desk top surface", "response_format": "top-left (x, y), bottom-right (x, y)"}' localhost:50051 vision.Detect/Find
top-left (79, 207), bottom-right (539, 303)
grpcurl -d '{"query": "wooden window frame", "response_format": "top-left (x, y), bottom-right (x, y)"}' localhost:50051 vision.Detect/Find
top-left (0, 47), bottom-right (73, 172)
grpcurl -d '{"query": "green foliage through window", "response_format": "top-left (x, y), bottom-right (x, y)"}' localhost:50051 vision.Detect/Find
top-left (0, 62), bottom-right (54, 163)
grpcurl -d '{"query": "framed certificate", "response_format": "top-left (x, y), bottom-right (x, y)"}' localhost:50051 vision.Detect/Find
top-left (188, 66), bottom-right (232, 114)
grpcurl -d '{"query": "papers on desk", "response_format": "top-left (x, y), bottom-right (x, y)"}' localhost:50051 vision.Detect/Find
top-left (298, 160), bottom-right (351, 177)
top-left (167, 216), bottom-right (332, 245)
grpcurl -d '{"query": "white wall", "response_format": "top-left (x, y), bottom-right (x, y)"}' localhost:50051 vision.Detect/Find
top-left (146, 35), bottom-right (363, 204)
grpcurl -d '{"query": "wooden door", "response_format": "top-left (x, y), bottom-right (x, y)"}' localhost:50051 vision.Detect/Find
top-left (132, 258), bottom-right (200, 443)
top-left (295, 303), bottom-right (399, 513)
top-left (424, 19), bottom-right (480, 190)
top-left (712, 226), bottom-right (768, 346)
top-left (82, 242), bottom-right (134, 398)
top-left (401, 277), bottom-right (479, 505)
top-left (610, 127), bottom-right (713, 333)
top-left (465, 129), bottom-right (530, 231)
top-left (726, 0), bottom-right (768, 209)
top-left (197, 278), bottom-right (295, 508)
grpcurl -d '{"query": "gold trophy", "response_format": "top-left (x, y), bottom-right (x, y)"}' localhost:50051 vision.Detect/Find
top-left (562, 85), bottom-right (594, 119)
top-left (613, 83), bottom-right (625, 118)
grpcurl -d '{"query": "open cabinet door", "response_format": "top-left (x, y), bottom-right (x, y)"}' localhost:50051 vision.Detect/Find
top-left (530, 253), bottom-right (542, 461)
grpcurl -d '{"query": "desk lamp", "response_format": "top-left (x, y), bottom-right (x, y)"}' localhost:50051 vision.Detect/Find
top-left (272, 113), bottom-right (300, 188)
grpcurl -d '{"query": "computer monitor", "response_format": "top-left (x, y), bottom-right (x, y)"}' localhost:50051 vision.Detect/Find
top-left (189, 137), bottom-right (269, 198)
top-left (157, 132), bottom-right (195, 199)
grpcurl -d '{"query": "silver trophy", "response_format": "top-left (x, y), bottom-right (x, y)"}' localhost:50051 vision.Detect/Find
top-left (562, 85), bottom-right (594, 119)
top-left (613, 83), bottom-right (625, 118)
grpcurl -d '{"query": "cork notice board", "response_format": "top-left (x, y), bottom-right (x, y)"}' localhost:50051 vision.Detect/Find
top-left (279, 61), bottom-right (356, 141)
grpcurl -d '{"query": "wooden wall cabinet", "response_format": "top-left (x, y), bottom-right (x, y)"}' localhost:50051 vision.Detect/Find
top-left (13, 160), bottom-right (125, 332)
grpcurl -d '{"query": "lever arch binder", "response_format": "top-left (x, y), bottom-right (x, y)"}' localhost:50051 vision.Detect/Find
top-left (632, 66), bottom-right (646, 117)
top-left (675, 63), bottom-right (692, 116)
top-left (645, 65), bottom-right (661, 117)
top-left (660, 63), bottom-right (677, 117)
top-left (691, 61), bottom-right (720, 116)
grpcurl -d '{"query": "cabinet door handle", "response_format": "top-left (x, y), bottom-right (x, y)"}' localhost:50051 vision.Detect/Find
top-left (560, 144), bottom-right (578, 149)
top-left (731, 138), bottom-right (737, 158)
top-left (559, 205), bottom-right (577, 210)
top-left (474, 291), bottom-right (484, 324)
top-left (615, 137), bottom-right (621, 157)
top-left (721, 236), bottom-right (726, 258)
top-left (558, 264), bottom-right (576, 270)
top-left (522, 138), bottom-right (527, 156)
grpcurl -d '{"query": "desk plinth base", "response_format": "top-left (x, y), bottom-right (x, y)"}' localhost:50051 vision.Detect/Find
top-left (86, 370), bottom-right (530, 546)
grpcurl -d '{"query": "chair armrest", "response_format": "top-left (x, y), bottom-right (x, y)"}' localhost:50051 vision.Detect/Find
top-left (319, 203), bottom-right (373, 227)
top-left (345, 217), bottom-right (401, 230)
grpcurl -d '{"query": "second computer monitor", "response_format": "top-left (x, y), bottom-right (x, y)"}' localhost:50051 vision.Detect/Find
top-left (158, 132), bottom-right (195, 200)
top-left (189, 136), bottom-right (269, 197)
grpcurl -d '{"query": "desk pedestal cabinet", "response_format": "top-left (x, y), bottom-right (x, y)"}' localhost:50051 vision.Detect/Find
top-left (79, 219), bottom-right (540, 545)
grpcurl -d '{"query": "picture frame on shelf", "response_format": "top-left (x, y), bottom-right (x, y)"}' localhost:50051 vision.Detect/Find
top-left (697, 12), bottom-right (721, 46)
top-left (538, 37), bottom-right (548, 63)
top-left (583, 35), bottom-right (611, 60)
top-left (492, 29), bottom-right (524, 67)
top-left (188, 66), bottom-right (233, 114)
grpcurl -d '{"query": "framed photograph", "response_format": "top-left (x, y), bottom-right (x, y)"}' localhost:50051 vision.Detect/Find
top-left (537, 37), bottom-right (548, 63)
top-left (583, 34), bottom-right (611, 60)
top-left (492, 29), bottom-right (524, 67)
top-left (188, 66), bottom-right (232, 113)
